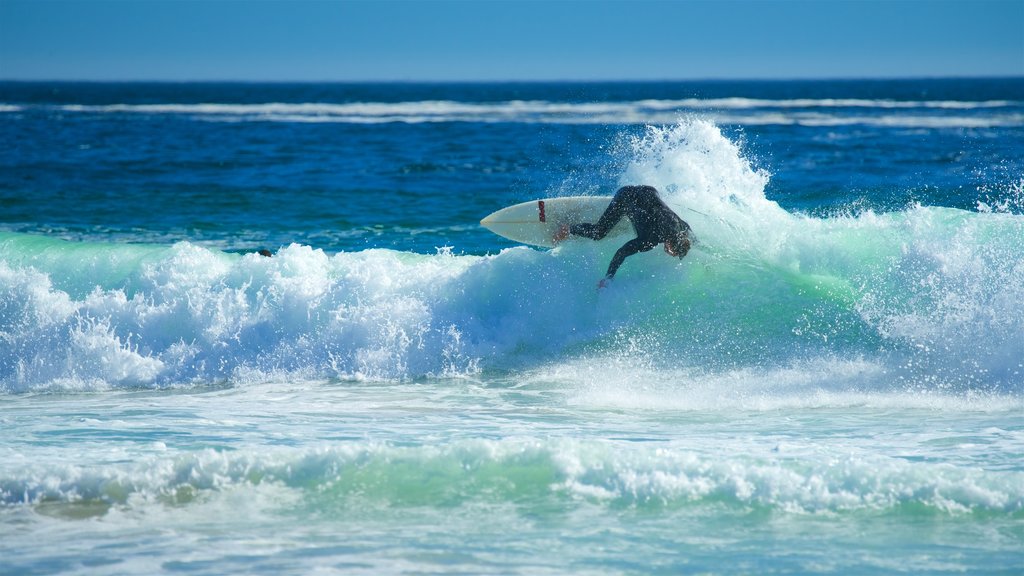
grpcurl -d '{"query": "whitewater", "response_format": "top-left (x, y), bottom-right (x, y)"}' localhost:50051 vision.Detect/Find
top-left (2, 80), bottom-right (1023, 575)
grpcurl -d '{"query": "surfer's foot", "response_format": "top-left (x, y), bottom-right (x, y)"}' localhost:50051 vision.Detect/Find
top-left (553, 224), bottom-right (569, 244)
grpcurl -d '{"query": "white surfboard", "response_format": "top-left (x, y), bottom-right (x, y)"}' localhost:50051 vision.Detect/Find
top-left (480, 196), bottom-right (634, 248)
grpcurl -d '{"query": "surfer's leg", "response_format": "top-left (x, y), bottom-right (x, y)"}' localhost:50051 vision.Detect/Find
top-left (571, 192), bottom-right (627, 240)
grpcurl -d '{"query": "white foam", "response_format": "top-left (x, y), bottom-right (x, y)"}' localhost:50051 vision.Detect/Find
top-left (2, 439), bottom-right (1021, 514)
top-left (552, 357), bottom-right (1023, 413)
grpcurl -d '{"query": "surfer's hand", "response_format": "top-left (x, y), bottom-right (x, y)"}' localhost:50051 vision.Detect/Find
top-left (597, 277), bottom-right (612, 290)
top-left (552, 224), bottom-right (569, 244)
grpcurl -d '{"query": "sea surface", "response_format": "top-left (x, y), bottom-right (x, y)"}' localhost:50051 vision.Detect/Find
top-left (1, 79), bottom-right (1023, 575)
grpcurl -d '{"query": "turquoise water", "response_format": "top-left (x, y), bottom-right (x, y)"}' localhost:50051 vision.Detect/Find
top-left (1, 80), bottom-right (1023, 574)
top-left (3, 382), bottom-right (1022, 574)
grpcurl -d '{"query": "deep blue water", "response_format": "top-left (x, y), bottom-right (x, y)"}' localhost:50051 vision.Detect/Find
top-left (1, 79), bottom-right (1022, 575)
top-left (3, 79), bottom-right (1022, 254)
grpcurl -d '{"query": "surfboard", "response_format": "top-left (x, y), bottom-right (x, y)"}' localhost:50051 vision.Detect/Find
top-left (480, 196), bottom-right (634, 248)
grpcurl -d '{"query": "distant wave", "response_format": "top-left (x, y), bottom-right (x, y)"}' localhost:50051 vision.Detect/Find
top-left (3, 99), bottom-right (1021, 127)
top-left (640, 97), bottom-right (1020, 110)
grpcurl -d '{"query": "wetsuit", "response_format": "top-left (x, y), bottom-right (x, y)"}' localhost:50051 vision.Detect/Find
top-left (570, 185), bottom-right (691, 279)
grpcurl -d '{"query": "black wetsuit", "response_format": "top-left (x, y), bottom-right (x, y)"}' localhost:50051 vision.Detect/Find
top-left (570, 185), bottom-right (691, 279)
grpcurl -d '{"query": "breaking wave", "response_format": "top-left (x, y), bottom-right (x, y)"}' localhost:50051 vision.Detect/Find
top-left (1, 119), bottom-right (1022, 393)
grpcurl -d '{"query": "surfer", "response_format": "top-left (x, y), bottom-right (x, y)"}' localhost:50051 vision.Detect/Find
top-left (554, 185), bottom-right (691, 288)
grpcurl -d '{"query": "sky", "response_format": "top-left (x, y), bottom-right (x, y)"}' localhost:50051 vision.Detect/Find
top-left (0, 0), bottom-right (1022, 82)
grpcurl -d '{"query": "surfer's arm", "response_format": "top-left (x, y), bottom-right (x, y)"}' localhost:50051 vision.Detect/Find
top-left (604, 237), bottom-right (656, 279)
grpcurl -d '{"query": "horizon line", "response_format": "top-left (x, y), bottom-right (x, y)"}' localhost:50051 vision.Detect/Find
top-left (2, 75), bottom-right (1022, 85)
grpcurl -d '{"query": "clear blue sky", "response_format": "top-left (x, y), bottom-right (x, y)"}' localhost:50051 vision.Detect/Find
top-left (1, 0), bottom-right (1022, 81)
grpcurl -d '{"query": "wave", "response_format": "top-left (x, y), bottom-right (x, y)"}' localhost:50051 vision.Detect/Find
top-left (4, 99), bottom-right (1021, 127)
top-left (1, 119), bottom-right (1022, 393)
top-left (3, 439), bottom-right (1021, 515)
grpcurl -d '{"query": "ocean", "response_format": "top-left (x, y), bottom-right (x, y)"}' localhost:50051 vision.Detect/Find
top-left (1, 79), bottom-right (1022, 575)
